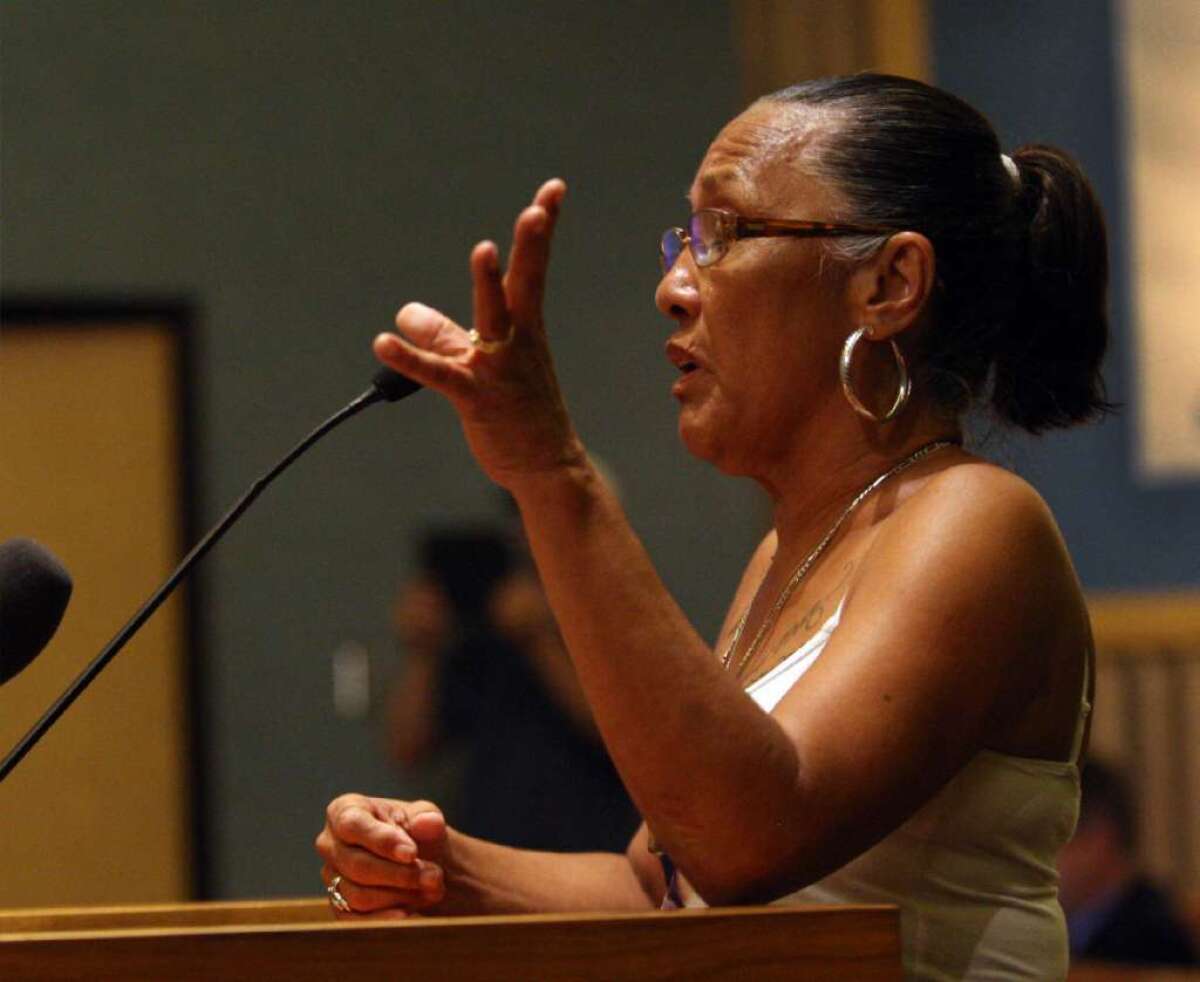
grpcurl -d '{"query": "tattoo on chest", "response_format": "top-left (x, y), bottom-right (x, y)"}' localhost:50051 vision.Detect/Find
top-left (800, 602), bottom-right (826, 631)
top-left (774, 620), bottom-right (804, 650)
top-left (772, 559), bottom-right (858, 656)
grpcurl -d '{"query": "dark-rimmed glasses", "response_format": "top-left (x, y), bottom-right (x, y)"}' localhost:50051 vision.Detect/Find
top-left (659, 208), bottom-right (898, 272)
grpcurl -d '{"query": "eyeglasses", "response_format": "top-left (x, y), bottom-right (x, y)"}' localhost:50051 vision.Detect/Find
top-left (659, 208), bottom-right (898, 273)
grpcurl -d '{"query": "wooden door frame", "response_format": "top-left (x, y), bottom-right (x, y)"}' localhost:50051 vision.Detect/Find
top-left (1, 296), bottom-right (209, 899)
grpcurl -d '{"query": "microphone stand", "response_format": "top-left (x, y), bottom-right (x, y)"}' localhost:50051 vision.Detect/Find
top-left (0, 370), bottom-right (419, 782)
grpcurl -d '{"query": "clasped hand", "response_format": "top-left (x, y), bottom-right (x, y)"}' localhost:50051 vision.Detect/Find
top-left (315, 793), bottom-right (447, 918)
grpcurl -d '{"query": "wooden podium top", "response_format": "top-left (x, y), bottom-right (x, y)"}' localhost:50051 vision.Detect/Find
top-left (0, 898), bottom-right (901, 981)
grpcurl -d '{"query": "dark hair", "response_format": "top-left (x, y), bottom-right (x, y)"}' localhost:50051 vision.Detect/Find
top-left (760, 74), bottom-right (1113, 433)
top-left (1079, 758), bottom-right (1137, 852)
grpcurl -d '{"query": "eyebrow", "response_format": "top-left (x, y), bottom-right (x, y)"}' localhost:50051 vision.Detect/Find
top-left (687, 165), bottom-right (744, 210)
top-left (699, 166), bottom-right (741, 193)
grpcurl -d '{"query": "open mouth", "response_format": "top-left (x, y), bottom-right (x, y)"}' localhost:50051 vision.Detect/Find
top-left (666, 340), bottom-right (703, 376)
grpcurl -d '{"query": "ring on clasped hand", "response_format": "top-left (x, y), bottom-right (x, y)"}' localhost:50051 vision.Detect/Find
top-left (327, 874), bottom-right (352, 913)
top-left (467, 326), bottom-right (513, 354)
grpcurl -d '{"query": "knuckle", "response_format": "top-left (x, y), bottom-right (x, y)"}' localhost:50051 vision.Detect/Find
top-left (340, 809), bottom-right (372, 839)
top-left (327, 793), bottom-right (360, 823)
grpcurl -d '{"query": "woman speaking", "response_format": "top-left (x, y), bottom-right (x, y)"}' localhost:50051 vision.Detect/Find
top-left (316, 74), bottom-right (1108, 979)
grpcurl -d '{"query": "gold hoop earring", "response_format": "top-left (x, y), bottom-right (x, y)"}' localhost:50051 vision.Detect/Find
top-left (839, 326), bottom-right (911, 423)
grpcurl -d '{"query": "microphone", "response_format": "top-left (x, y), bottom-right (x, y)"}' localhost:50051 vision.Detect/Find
top-left (0, 539), bottom-right (73, 685)
top-left (371, 368), bottom-right (422, 403)
top-left (0, 367), bottom-right (421, 782)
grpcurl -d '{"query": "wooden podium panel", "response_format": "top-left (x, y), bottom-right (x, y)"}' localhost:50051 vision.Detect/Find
top-left (0, 900), bottom-right (901, 980)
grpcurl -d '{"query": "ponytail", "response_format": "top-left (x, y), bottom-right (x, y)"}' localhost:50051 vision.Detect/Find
top-left (990, 146), bottom-right (1114, 432)
top-left (762, 75), bottom-right (1115, 434)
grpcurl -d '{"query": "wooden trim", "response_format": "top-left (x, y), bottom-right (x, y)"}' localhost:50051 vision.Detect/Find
top-left (0, 299), bottom-right (208, 901)
top-left (732, 0), bottom-right (929, 105)
top-left (1087, 592), bottom-right (1200, 651)
top-left (0, 902), bottom-right (902, 981)
top-left (865, 0), bottom-right (928, 81)
top-left (0, 899), bottom-right (332, 934)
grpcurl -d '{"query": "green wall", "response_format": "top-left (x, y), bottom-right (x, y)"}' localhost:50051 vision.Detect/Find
top-left (1, 2), bottom-right (755, 897)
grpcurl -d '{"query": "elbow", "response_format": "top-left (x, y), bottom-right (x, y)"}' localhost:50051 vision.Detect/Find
top-left (669, 799), bottom-right (844, 905)
top-left (680, 846), bottom-right (816, 908)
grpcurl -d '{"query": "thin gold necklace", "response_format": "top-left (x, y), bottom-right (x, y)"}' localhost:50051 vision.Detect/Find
top-left (722, 440), bottom-right (956, 683)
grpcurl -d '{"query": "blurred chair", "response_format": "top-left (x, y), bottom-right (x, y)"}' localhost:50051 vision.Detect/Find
top-left (1086, 592), bottom-right (1200, 937)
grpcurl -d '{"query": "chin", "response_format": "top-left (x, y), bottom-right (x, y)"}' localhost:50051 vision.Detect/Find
top-left (677, 414), bottom-right (752, 477)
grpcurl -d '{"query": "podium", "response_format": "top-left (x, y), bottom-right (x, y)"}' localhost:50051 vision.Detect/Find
top-left (1, 899), bottom-right (900, 979)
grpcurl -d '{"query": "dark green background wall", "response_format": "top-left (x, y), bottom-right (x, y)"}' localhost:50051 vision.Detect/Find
top-left (1, 1), bottom-right (755, 897)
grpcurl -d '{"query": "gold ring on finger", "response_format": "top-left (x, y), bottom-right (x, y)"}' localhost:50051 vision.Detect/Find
top-left (467, 326), bottom-right (513, 354)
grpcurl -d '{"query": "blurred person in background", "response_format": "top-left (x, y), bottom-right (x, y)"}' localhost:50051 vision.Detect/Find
top-left (1059, 759), bottom-right (1198, 966)
top-left (387, 513), bottom-right (638, 853)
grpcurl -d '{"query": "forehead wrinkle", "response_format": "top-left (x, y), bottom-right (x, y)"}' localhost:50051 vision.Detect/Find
top-left (691, 108), bottom-right (818, 211)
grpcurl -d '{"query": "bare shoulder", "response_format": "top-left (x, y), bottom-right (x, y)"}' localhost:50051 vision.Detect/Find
top-left (854, 455), bottom-right (1087, 667)
top-left (875, 458), bottom-right (1067, 574)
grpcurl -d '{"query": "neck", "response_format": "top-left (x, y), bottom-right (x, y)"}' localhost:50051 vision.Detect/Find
top-left (759, 405), bottom-right (961, 555)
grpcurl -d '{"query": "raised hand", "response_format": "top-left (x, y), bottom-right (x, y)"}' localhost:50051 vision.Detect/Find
top-left (315, 794), bottom-right (447, 918)
top-left (372, 179), bottom-right (585, 490)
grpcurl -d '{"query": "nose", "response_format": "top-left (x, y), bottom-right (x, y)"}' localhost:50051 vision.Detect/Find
top-left (655, 256), bottom-right (700, 323)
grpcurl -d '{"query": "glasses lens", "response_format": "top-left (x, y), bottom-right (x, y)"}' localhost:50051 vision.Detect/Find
top-left (688, 211), bottom-right (724, 267)
top-left (660, 228), bottom-right (684, 273)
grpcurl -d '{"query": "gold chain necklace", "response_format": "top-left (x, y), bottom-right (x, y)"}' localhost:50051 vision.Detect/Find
top-left (722, 440), bottom-right (956, 683)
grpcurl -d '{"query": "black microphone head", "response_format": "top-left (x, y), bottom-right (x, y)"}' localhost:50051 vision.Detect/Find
top-left (371, 368), bottom-right (423, 403)
top-left (0, 538), bottom-right (73, 685)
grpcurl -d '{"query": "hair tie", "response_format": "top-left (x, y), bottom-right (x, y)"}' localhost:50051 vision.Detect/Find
top-left (1001, 153), bottom-right (1020, 183)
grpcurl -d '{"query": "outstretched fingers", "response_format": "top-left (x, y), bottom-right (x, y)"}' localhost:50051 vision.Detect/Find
top-left (373, 302), bottom-right (473, 397)
top-left (471, 240), bottom-right (509, 346)
top-left (504, 178), bottom-right (567, 330)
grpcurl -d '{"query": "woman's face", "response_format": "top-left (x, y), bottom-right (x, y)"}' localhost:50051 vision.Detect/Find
top-left (656, 103), bottom-right (854, 479)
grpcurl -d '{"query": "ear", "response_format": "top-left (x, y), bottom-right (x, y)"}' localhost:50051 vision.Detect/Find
top-left (843, 232), bottom-right (936, 341)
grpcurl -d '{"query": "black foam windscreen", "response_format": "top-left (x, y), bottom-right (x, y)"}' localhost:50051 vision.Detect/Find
top-left (372, 368), bottom-right (422, 403)
top-left (0, 538), bottom-right (73, 685)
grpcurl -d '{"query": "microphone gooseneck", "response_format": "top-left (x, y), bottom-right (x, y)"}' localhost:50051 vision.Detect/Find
top-left (0, 539), bottom-right (73, 685)
top-left (0, 370), bottom-right (421, 783)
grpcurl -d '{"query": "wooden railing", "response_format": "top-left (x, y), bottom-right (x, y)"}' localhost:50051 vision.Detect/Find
top-left (1087, 592), bottom-right (1200, 896)
top-left (0, 900), bottom-right (902, 980)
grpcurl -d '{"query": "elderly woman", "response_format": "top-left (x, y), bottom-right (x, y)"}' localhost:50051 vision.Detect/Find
top-left (316, 74), bottom-right (1106, 979)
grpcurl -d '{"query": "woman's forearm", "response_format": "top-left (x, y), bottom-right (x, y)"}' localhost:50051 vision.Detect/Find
top-left (437, 829), bottom-right (654, 914)
top-left (509, 460), bottom-right (801, 900)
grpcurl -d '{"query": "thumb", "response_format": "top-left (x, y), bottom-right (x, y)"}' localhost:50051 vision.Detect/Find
top-left (408, 808), bottom-right (447, 862)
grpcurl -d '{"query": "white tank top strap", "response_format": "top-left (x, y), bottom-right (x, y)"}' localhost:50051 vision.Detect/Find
top-left (1069, 649), bottom-right (1092, 764)
top-left (745, 597), bottom-right (846, 712)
